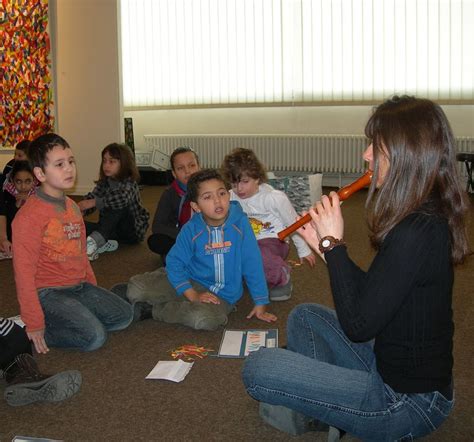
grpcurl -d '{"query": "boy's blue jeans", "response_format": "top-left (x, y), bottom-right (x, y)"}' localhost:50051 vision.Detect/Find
top-left (242, 304), bottom-right (454, 441)
top-left (38, 282), bottom-right (133, 351)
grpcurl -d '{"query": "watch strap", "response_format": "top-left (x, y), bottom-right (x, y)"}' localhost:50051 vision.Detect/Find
top-left (318, 236), bottom-right (346, 254)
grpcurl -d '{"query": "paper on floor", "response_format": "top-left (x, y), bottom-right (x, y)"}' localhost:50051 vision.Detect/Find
top-left (146, 360), bottom-right (194, 382)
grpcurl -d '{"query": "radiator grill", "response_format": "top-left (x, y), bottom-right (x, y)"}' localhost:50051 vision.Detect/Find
top-left (142, 134), bottom-right (474, 176)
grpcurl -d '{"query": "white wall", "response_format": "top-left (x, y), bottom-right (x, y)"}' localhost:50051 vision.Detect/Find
top-left (126, 104), bottom-right (474, 152)
top-left (52, 0), bottom-right (123, 194)
top-left (2, 1), bottom-right (123, 191)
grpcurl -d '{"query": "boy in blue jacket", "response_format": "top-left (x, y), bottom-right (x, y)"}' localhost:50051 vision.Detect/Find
top-left (122, 169), bottom-right (277, 330)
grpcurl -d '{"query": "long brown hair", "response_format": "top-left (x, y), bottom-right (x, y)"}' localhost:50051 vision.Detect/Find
top-left (98, 143), bottom-right (140, 182)
top-left (365, 95), bottom-right (470, 264)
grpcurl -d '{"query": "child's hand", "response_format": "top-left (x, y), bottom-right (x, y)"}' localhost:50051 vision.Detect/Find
top-left (197, 292), bottom-right (221, 304)
top-left (301, 252), bottom-right (316, 268)
top-left (78, 199), bottom-right (96, 212)
top-left (15, 192), bottom-right (29, 207)
top-left (247, 305), bottom-right (277, 323)
top-left (0, 239), bottom-right (12, 256)
top-left (184, 288), bottom-right (220, 304)
top-left (27, 329), bottom-right (49, 354)
top-left (15, 192), bottom-right (29, 202)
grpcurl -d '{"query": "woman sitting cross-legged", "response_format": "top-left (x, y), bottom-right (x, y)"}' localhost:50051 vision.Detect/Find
top-left (241, 96), bottom-right (471, 441)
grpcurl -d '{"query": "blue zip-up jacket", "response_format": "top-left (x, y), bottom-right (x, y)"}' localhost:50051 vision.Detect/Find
top-left (166, 201), bottom-right (269, 306)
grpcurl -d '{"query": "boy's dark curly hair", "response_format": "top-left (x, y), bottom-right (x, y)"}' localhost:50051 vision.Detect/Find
top-left (187, 169), bottom-right (230, 203)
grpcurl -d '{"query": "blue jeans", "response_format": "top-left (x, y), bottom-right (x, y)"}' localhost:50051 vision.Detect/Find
top-left (39, 282), bottom-right (133, 351)
top-left (242, 304), bottom-right (454, 441)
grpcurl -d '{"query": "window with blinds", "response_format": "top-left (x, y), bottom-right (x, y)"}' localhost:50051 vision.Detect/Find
top-left (120, 0), bottom-right (473, 108)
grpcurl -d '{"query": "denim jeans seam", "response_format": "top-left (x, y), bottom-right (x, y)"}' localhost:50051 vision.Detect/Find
top-left (305, 307), bottom-right (372, 371)
top-left (404, 395), bottom-right (437, 432)
top-left (249, 385), bottom-right (393, 419)
top-left (429, 392), bottom-right (454, 417)
top-left (384, 383), bottom-right (401, 403)
top-left (300, 308), bottom-right (317, 359)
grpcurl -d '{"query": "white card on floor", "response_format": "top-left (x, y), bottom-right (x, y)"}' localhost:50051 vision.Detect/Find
top-left (219, 330), bottom-right (244, 356)
top-left (145, 360), bottom-right (194, 382)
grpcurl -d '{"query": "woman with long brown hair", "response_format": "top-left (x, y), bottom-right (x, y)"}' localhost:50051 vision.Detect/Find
top-left (242, 96), bottom-right (470, 440)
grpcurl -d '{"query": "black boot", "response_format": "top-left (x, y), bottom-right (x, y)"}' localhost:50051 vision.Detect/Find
top-left (4, 353), bottom-right (82, 406)
top-left (110, 283), bottom-right (153, 322)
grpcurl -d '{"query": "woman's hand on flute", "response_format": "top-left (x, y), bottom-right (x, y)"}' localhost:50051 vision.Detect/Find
top-left (296, 211), bottom-right (326, 263)
top-left (296, 191), bottom-right (344, 261)
top-left (312, 191), bottom-right (344, 240)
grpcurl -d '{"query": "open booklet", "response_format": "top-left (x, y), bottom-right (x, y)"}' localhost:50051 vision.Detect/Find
top-left (214, 329), bottom-right (278, 358)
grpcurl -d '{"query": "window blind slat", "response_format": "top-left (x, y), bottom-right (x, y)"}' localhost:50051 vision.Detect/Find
top-left (120, 0), bottom-right (473, 107)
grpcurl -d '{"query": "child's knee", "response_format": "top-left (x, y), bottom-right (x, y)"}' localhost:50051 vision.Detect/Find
top-left (192, 311), bottom-right (228, 330)
top-left (242, 348), bottom-right (278, 388)
top-left (288, 304), bottom-right (309, 328)
top-left (82, 326), bottom-right (107, 352)
top-left (127, 268), bottom-right (171, 303)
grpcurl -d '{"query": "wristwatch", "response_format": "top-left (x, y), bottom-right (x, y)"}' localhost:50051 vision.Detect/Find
top-left (318, 236), bottom-right (346, 254)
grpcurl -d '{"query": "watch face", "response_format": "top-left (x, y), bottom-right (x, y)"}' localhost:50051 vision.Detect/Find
top-left (322, 239), bottom-right (331, 247)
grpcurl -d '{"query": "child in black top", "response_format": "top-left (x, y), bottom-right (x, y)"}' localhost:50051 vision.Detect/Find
top-left (0, 161), bottom-right (36, 258)
top-left (1, 140), bottom-right (30, 187)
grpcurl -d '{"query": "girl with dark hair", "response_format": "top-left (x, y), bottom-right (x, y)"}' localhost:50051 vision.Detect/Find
top-left (78, 143), bottom-right (149, 261)
top-left (242, 96), bottom-right (470, 440)
top-left (1, 139), bottom-right (31, 188)
top-left (0, 161), bottom-right (36, 258)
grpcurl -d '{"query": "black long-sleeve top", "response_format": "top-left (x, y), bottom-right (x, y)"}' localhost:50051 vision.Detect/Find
top-left (326, 211), bottom-right (453, 394)
top-left (150, 186), bottom-right (181, 239)
top-left (0, 190), bottom-right (18, 241)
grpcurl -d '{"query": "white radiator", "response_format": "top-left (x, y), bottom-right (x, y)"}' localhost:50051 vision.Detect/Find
top-left (143, 134), bottom-right (368, 173)
top-left (140, 134), bottom-right (474, 176)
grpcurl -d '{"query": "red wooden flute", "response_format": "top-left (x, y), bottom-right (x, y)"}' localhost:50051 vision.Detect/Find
top-left (277, 170), bottom-right (373, 240)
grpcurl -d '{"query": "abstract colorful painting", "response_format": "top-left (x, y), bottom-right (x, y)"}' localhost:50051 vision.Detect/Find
top-left (0, 0), bottom-right (54, 148)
